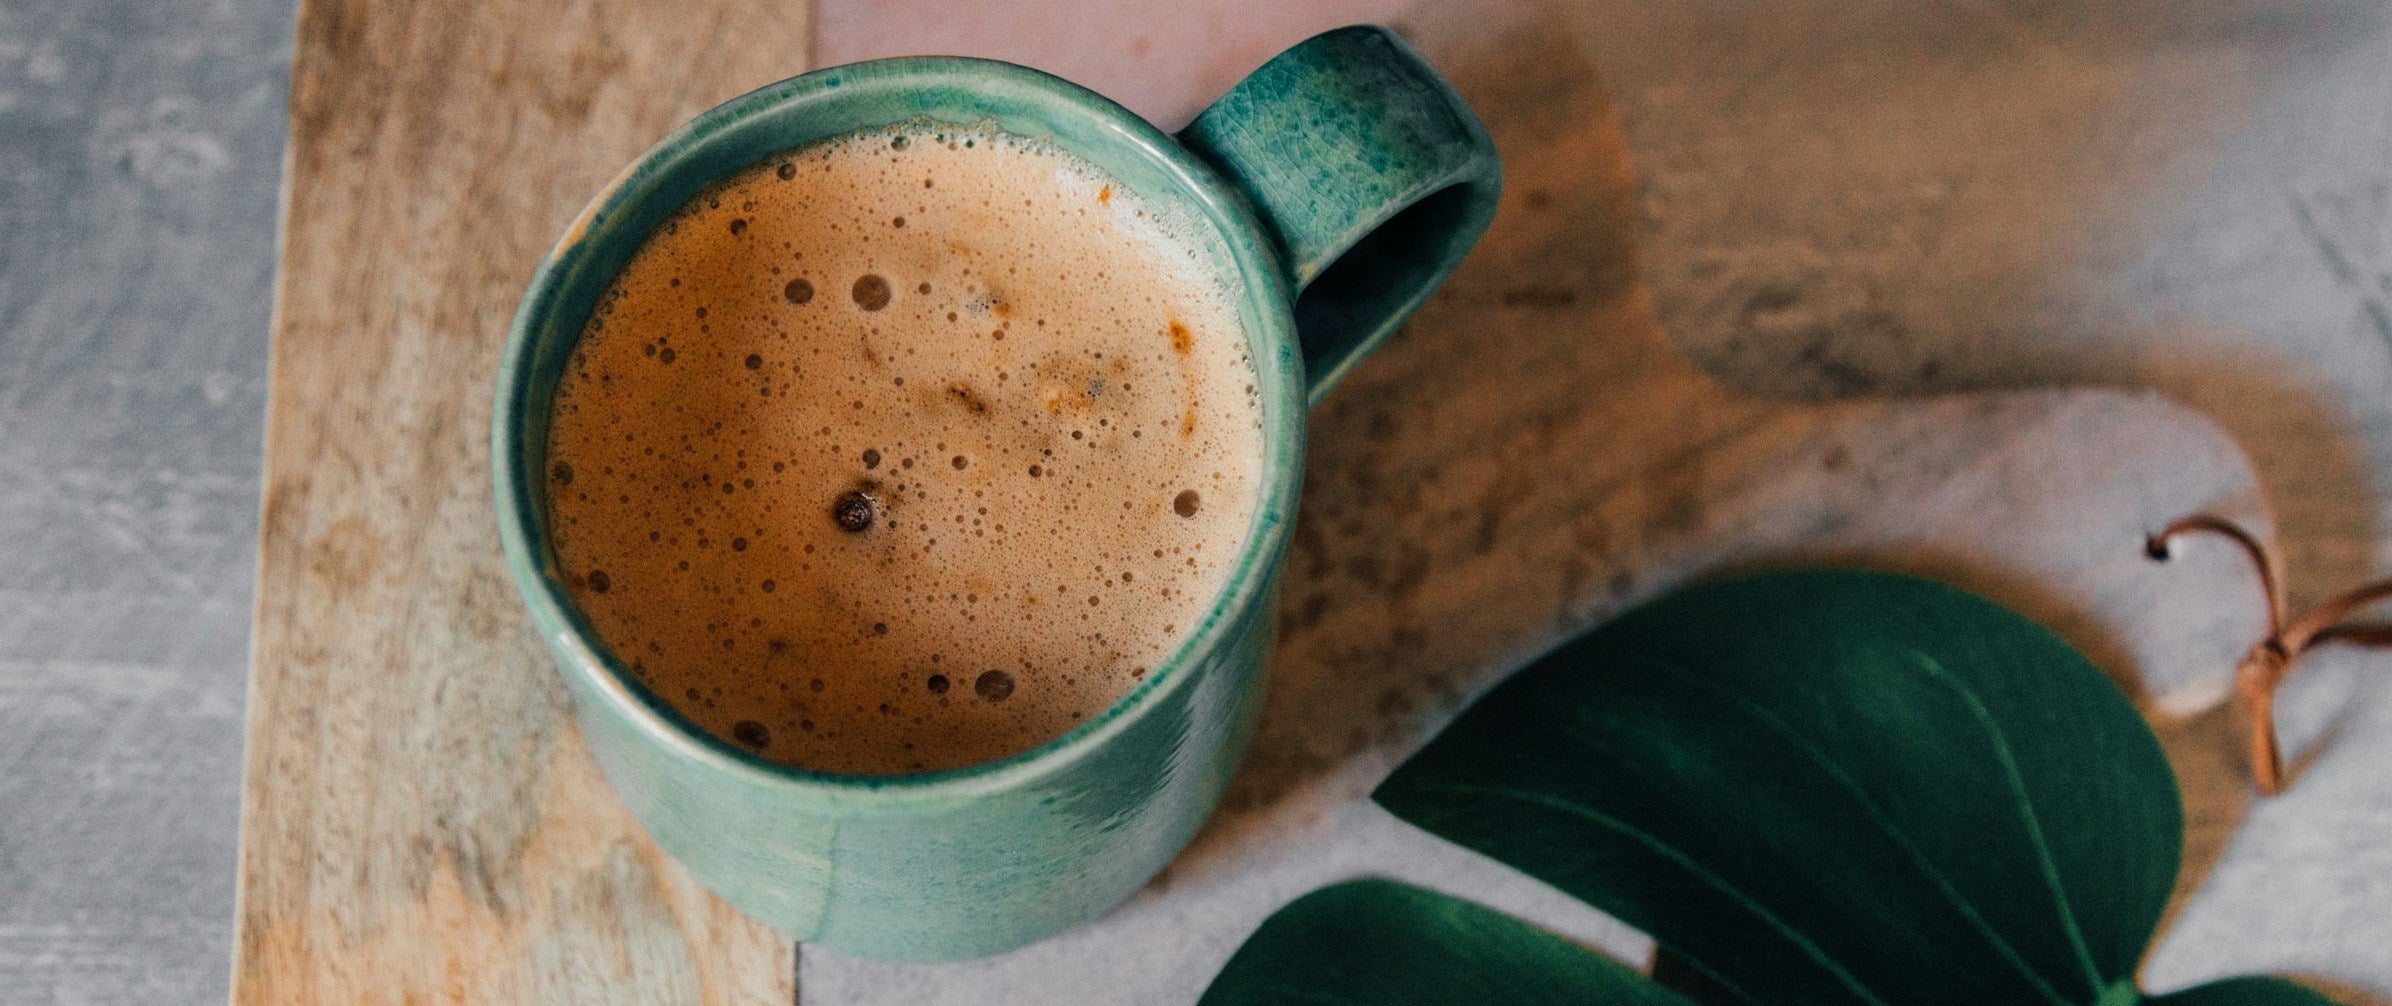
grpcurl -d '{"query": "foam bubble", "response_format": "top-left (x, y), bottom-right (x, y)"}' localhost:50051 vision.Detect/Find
top-left (545, 122), bottom-right (1261, 775)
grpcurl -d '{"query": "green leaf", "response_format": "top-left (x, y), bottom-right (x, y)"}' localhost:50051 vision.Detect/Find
top-left (2148, 977), bottom-right (2344, 1006)
top-left (1211, 568), bottom-right (2337, 1005)
top-left (1199, 879), bottom-right (1694, 1006)
top-left (1373, 569), bottom-right (2184, 1005)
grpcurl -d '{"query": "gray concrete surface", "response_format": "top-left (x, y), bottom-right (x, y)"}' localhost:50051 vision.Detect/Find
top-left (0, 0), bottom-right (288, 1002)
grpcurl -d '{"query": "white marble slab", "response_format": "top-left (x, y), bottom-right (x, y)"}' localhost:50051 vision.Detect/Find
top-left (803, 3), bottom-right (2362, 1000)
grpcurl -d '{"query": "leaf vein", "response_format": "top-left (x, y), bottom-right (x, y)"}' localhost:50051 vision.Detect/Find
top-left (1678, 669), bottom-right (2073, 1004)
top-left (1420, 782), bottom-right (1893, 1006)
top-left (1898, 649), bottom-right (2106, 991)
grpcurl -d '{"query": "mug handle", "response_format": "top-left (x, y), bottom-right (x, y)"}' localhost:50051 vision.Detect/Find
top-left (1178, 25), bottom-right (1501, 404)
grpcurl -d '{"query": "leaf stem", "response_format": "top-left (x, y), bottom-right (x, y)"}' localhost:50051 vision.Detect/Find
top-left (2147, 514), bottom-right (2392, 794)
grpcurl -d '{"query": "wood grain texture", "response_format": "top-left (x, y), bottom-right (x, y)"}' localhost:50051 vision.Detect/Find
top-left (231, 0), bottom-right (808, 1001)
top-left (221, 0), bottom-right (2355, 1000)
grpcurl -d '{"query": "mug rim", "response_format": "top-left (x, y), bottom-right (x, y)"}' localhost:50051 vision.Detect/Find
top-left (493, 54), bottom-right (1304, 809)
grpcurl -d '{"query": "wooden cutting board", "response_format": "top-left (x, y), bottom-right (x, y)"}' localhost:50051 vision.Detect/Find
top-left (233, 0), bottom-right (2279, 1001)
top-left (229, 1), bottom-right (809, 1002)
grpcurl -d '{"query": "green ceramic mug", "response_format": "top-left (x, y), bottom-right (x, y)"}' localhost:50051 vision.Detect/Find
top-left (494, 25), bottom-right (1498, 962)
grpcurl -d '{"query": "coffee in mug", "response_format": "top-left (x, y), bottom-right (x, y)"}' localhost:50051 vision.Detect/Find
top-left (543, 123), bottom-right (1262, 775)
top-left (499, 27), bottom-right (1500, 959)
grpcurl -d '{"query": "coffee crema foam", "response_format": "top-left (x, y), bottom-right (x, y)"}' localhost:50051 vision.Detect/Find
top-left (545, 124), bottom-right (1262, 775)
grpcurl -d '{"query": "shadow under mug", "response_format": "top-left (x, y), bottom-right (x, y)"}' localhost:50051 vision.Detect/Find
top-left (494, 25), bottom-right (1498, 962)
